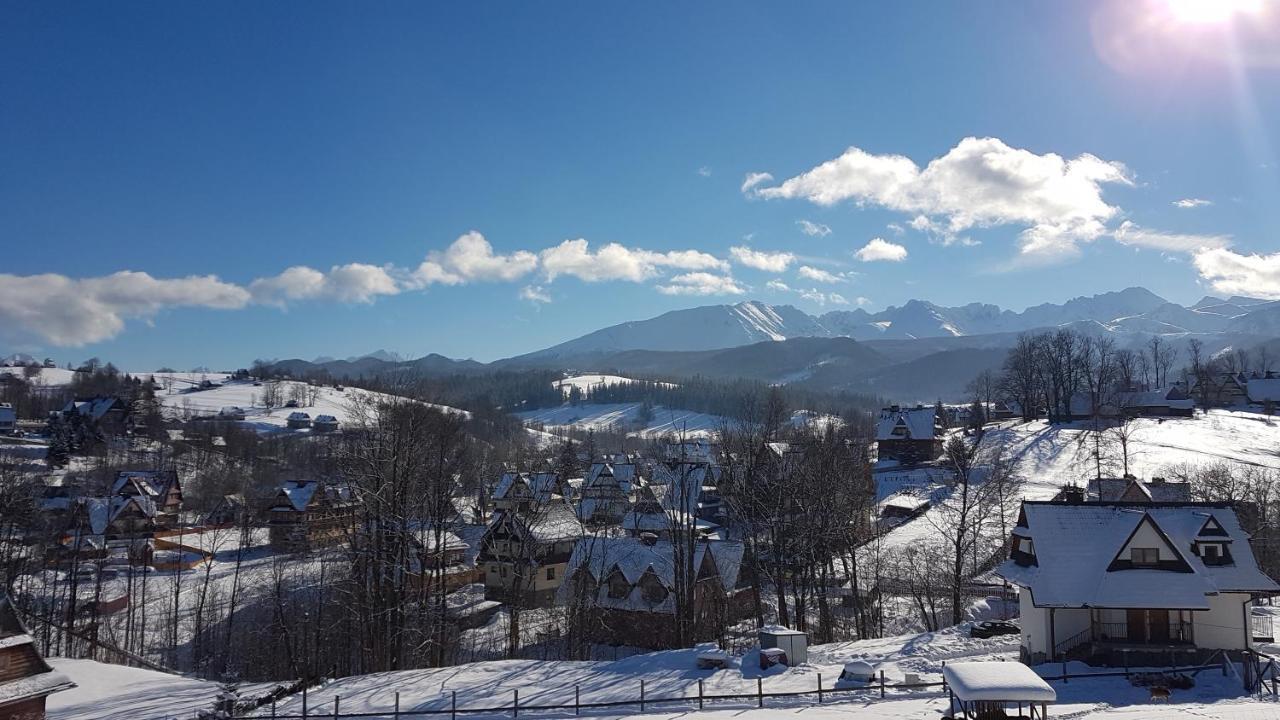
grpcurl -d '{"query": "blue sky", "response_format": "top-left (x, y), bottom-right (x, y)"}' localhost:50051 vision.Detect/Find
top-left (3, 0), bottom-right (1279, 369)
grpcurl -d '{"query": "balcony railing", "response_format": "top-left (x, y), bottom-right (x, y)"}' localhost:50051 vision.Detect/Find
top-left (1092, 620), bottom-right (1193, 645)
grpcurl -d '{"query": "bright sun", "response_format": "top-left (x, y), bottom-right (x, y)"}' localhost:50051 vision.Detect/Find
top-left (1164, 0), bottom-right (1264, 23)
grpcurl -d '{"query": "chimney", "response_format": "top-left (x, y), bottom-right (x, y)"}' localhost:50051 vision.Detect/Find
top-left (639, 532), bottom-right (659, 546)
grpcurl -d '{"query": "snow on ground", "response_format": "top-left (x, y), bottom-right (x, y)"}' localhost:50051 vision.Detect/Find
top-left (874, 410), bottom-right (1280, 556)
top-left (518, 403), bottom-right (837, 440)
top-left (47, 657), bottom-right (222, 720)
top-left (555, 375), bottom-right (675, 398)
top-left (154, 379), bottom-right (469, 434)
top-left (987, 410), bottom-right (1280, 487)
top-left (0, 366), bottom-right (81, 387)
top-left (254, 623), bottom-right (1266, 719)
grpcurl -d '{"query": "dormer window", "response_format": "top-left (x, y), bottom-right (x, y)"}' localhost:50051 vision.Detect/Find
top-left (607, 570), bottom-right (630, 599)
top-left (1195, 541), bottom-right (1232, 565)
top-left (1131, 548), bottom-right (1159, 566)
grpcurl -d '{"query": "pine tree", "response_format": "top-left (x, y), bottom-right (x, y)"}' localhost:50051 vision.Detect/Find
top-left (555, 438), bottom-right (579, 479)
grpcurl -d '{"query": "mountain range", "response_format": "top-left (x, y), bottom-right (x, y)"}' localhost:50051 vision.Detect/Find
top-left (265, 287), bottom-right (1280, 402)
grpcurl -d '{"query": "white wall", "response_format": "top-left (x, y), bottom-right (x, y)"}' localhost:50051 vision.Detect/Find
top-left (1193, 593), bottom-right (1252, 650)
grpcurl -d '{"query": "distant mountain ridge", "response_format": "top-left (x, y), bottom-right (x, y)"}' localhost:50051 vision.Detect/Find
top-left (510, 287), bottom-right (1278, 363)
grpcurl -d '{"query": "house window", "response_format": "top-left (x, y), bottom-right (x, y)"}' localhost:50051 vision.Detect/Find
top-left (641, 580), bottom-right (669, 605)
top-left (1201, 544), bottom-right (1220, 559)
top-left (1131, 548), bottom-right (1159, 566)
top-left (546, 566), bottom-right (556, 581)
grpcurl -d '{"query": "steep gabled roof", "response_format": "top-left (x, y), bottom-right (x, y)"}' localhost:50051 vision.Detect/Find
top-left (557, 537), bottom-right (744, 613)
top-left (998, 502), bottom-right (1278, 609)
top-left (875, 407), bottom-right (938, 441)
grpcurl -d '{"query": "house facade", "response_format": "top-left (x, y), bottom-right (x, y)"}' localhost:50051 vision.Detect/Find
top-left (112, 470), bottom-right (183, 528)
top-left (875, 406), bottom-right (942, 464)
top-left (576, 462), bottom-right (638, 525)
top-left (0, 594), bottom-right (75, 719)
top-left (267, 480), bottom-right (359, 552)
top-left (998, 501), bottom-right (1278, 667)
top-left (477, 498), bottom-right (582, 605)
top-left (557, 536), bottom-right (750, 649)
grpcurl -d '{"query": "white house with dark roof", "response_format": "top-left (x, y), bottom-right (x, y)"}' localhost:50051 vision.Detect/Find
top-left (477, 498), bottom-right (583, 605)
top-left (492, 471), bottom-right (567, 511)
top-left (577, 462), bottom-right (639, 525)
top-left (998, 500), bottom-right (1278, 666)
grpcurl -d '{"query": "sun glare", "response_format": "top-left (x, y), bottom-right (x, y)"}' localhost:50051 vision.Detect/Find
top-left (1164, 0), bottom-right (1263, 23)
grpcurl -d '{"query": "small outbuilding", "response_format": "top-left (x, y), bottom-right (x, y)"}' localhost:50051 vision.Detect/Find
top-left (943, 661), bottom-right (1056, 720)
top-left (286, 411), bottom-right (312, 429)
top-left (758, 625), bottom-right (808, 665)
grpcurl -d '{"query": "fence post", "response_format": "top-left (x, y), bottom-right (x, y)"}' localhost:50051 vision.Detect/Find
top-left (640, 680), bottom-right (645, 712)
top-left (574, 685), bottom-right (580, 716)
top-left (272, 698), bottom-right (277, 719)
top-left (333, 695), bottom-right (339, 719)
top-left (1062, 661), bottom-right (1068, 684)
top-left (513, 689), bottom-right (518, 719)
top-left (942, 661), bottom-right (947, 692)
top-left (880, 670), bottom-right (885, 699)
top-left (302, 686), bottom-right (308, 719)
top-left (450, 691), bottom-right (455, 720)
top-left (817, 673), bottom-right (823, 704)
top-left (757, 677), bottom-right (763, 708)
top-left (396, 691), bottom-right (402, 720)
top-left (698, 679), bottom-right (703, 710)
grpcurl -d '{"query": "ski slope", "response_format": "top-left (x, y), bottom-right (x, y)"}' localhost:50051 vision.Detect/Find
top-left (518, 403), bottom-right (835, 440)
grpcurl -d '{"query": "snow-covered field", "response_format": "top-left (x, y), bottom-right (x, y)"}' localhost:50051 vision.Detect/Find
top-left (555, 374), bottom-right (675, 398)
top-left (0, 366), bottom-right (81, 387)
top-left (48, 657), bottom-right (222, 720)
top-left (154, 379), bottom-right (469, 433)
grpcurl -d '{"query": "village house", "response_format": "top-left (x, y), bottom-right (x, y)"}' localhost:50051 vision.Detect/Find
top-left (875, 405), bottom-right (942, 464)
top-left (622, 462), bottom-right (720, 539)
top-left (576, 461), bottom-right (639, 525)
top-left (558, 535), bottom-right (750, 649)
top-left (1083, 476), bottom-right (1193, 503)
top-left (477, 498), bottom-right (582, 606)
top-left (112, 470), bottom-right (183, 528)
top-left (998, 500), bottom-right (1279, 667)
top-left (218, 406), bottom-right (246, 421)
top-left (0, 593), bottom-right (75, 718)
top-left (312, 414), bottom-right (339, 432)
top-left (60, 396), bottom-right (130, 435)
top-left (491, 471), bottom-right (569, 512)
top-left (286, 411), bottom-right (312, 429)
top-left (1192, 372), bottom-right (1250, 407)
top-left (1247, 374), bottom-right (1280, 409)
top-left (0, 403), bottom-right (15, 435)
top-left (1117, 387), bottom-right (1194, 417)
top-left (267, 480), bottom-right (360, 552)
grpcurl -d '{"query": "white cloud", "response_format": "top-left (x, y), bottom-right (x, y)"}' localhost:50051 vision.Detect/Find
top-left (886, 222), bottom-right (905, 236)
top-left (1173, 198), bottom-right (1212, 209)
top-left (542, 239), bottom-right (727, 282)
top-left (741, 172), bottom-right (774, 194)
top-left (798, 289), bottom-right (850, 306)
top-left (411, 231), bottom-right (538, 286)
top-left (797, 266), bottom-right (844, 283)
top-left (827, 293), bottom-right (850, 305)
top-left (250, 263), bottom-right (400, 305)
top-left (697, 166), bottom-right (712, 177)
top-left (656, 272), bottom-right (746, 296)
top-left (0, 271), bottom-right (250, 346)
top-left (797, 219), bottom-right (831, 237)
top-left (730, 246), bottom-right (796, 272)
top-left (752, 136), bottom-right (1130, 258)
top-left (854, 238), bottom-right (909, 262)
top-left (1193, 248), bottom-right (1280, 300)
top-left (1112, 221), bottom-right (1231, 253)
top-left (854, 296), bottom-right (872, 306)
top-left (766, 279), bottom-right (791, 292)
top-left (520, 285), bottom-right (552, 304)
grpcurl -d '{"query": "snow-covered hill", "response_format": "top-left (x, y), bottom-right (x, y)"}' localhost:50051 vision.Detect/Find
top-left (48, 658), bottom-right (222, 720)
top-left (0, 366), bottom-right (81, 387)
top-left (155, 378), bottom-right (468, 433)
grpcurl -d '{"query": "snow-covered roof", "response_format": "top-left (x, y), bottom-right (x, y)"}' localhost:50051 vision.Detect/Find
top-left (1119, 387), bottom-right (1194, 410)
top-left (489, 499), bottom-right (583, 544)
top-left (943, 662), bottom-right (1056, 703)
top-left (314, 414), bottom-right (338, 424)
top-left (1086, 477), bottom-right (1190, 503)
top-left (492, 471), bottom-right (562, 503)
top-left (62, 396), bottom-right (125, 421)
top-left (584, 463), bottom-right (638, 493)
top-left (557, 537), bottom-right (744, 613)
top-left (998, 502), bottom-right (1279, 609)
top-left (1249, 379), bottom-right (1280, 403)
top-left (273, 480), bottom-right (356, 512)
top-left (111, 470), bottom-right (178, 498)
top-left (875, 407), bottom-right (938, 442)
top-left (287, 411), bottom-right (311, 421)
